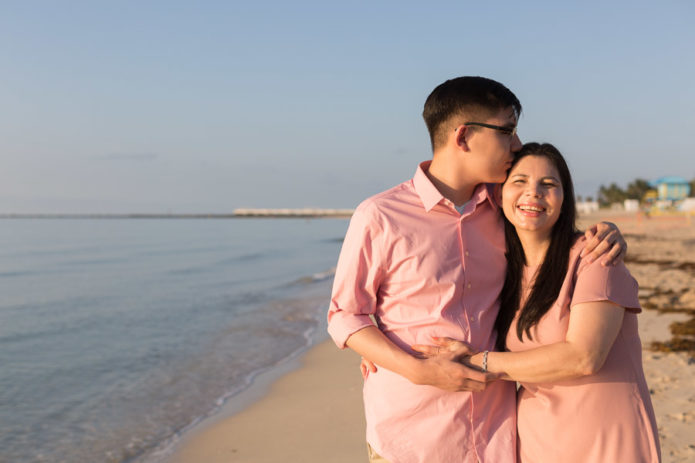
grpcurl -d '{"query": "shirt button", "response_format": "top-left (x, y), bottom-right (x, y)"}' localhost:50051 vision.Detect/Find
top-left (465, 251), bottom-right (470, 256)
top-left (467, 283), bottom-right (472, 289)
top-left (470, 315), bottom-right (476, 322)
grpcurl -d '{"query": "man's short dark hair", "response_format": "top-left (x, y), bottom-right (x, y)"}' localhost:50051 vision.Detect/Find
top-left (422, 76), bottom-right (522, 151)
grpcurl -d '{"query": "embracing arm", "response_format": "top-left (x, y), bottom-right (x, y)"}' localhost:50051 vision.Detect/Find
top-left (468, 301), bottom-right (625, 383)
top-left (347, 326), bottom-right (492, 392)
top-left (330, 201), bottom-right (493, 391)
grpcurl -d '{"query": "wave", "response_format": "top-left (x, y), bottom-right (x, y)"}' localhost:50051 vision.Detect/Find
top-left (131, 295), bottom-right (330, 463)
top-left (290, 267), bottom-right (336, 286)
top-left (167, 252), bottom-right (268, 276)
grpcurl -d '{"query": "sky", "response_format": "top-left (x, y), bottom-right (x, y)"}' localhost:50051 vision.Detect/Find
top-left (1, 0), bottom-right (693, 213)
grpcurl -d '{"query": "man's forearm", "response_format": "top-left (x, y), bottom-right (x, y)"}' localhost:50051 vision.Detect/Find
top-left (346, 326), bottom-right (490, 391)
top-left (345, 325), bottom-right (423, 383)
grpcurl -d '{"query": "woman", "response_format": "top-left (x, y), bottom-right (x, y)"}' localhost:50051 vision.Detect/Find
top-left (419, 143), bottom-right (660, 462)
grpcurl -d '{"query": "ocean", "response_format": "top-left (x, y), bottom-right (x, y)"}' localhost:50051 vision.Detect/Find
top-left (0, 218), bottom-right (349, 463)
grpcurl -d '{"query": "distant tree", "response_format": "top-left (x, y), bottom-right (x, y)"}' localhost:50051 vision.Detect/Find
top-left (586, 196), bottom-right (594, 202)
top-left (576, 195), bottom-right (583, 202)
top-left (598, 183), bottom-right (627, 207)
top-left (625, 178), bottom-right (651, 201)
top-left (690, 178), bottom-right (695, 197)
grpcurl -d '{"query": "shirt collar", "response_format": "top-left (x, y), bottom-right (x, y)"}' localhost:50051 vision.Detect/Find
top-left (413, 161), bottom-right (444, 212)
top-left (413, 161), bottom-right (499, 212)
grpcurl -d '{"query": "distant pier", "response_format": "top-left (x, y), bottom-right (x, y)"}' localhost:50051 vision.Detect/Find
top-left (232, 208), bottom-right (354, 218)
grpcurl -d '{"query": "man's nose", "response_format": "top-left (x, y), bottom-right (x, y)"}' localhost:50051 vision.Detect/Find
top-left (511, 134), bottom-right (522, 152)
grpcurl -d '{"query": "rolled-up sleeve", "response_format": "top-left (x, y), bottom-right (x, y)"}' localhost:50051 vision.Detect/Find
top-left (327, 200), bottom-right (385, 348)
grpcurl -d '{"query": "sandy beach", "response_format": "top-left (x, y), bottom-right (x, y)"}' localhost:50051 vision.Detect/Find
top-left (167, 341), bottom-right (365, 463)
top-left (167, 211), bottom-right (695, 463)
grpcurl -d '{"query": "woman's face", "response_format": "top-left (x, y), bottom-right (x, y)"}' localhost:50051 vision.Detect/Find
top-left (502, 155), bottom-right (564, 239)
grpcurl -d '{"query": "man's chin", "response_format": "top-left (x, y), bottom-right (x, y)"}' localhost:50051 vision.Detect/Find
top-left (489, 174), bottom-right (507, 184)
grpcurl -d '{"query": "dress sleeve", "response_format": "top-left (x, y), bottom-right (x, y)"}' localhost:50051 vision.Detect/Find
top-left (327, 200), bottom-right (385, 348)
top-left (571, 259), bottom-right (641, 313)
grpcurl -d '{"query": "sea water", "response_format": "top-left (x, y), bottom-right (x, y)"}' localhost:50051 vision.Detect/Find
top-left (0, 218), bottom-right (348, 463)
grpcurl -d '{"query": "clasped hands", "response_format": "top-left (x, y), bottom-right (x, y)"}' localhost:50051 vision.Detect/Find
top-left (360, 337), bottom-right (497, 392)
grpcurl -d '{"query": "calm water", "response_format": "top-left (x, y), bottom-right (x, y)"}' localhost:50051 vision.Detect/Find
top-left (0, 218), bottom-right (348, 463)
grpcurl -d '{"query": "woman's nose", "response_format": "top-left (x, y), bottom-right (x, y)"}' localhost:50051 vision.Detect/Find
top-left (525, 184), bottom-right (542, 197)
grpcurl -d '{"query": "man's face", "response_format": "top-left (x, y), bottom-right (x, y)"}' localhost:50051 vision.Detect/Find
top-left (465, 107), bottom-right (522, 184)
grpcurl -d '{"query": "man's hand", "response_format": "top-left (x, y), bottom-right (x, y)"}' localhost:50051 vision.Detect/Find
top-left (581, 221), bottom-right (627, 266)
top-left (360, 357), bottom-right (377, 378)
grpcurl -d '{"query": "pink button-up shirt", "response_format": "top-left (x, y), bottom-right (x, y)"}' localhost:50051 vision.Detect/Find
top-left (328, 161), bottom-right (516, 463)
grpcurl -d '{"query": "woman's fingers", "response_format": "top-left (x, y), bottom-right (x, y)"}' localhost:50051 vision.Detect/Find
top-left (411, 344), bottom-right (439, 357)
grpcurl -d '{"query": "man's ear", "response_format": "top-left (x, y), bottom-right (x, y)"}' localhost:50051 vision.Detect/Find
top-left (455, 125), bottom-right (471, 152)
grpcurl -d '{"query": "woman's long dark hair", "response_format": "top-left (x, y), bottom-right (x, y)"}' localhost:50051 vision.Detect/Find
top-left (494, 143), bottom-right (580, 351)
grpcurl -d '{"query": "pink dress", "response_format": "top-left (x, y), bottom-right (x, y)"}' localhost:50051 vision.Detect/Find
top-left (506, 237), bottom-right (661, 463)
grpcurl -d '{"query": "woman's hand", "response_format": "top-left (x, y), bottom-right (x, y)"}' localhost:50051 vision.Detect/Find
top-left (411, 337), bottom-right (478, 362)
top-left (359, 337), bottom-right (494, 390)
top-left (358, 337), bottom-right (476, 378)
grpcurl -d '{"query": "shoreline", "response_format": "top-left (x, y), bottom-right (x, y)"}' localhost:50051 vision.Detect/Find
top-left (164, 340), bottom-right (365, 463)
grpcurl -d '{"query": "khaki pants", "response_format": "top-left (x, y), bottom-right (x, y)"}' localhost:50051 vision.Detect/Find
top-left (367, 443), bottom-right (391, 463)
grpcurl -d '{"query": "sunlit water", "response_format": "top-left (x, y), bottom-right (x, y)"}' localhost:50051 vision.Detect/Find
top-left (0, 218), bottom-right (348, 462)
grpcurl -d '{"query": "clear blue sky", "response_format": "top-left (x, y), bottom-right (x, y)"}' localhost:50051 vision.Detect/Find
top-left (1, 1), bottom-right (693, 213)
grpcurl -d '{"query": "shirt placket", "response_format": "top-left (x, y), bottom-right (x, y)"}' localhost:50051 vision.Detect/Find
top-left (443, 199), bottom-right (472, 339)
top-left (457, 208), bottom-right (475, 337)
top-left (458, 202), bottom-right (485, 463)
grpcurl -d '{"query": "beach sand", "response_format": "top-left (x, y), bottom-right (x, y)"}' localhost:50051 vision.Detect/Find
top-left (168, 211), bottom-right (695, 463)
top-left (166, 341), bottom-right (365, 463)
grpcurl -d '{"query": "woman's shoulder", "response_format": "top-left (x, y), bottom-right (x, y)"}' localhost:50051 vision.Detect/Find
top-left (571, 233), bottom-right (630, 275)
top-left (567, 233), bottom-right (590, 269)
top-left (570, 234), bottom-right (588, 254)
top-left (569, 235), bottom-right (641, 311)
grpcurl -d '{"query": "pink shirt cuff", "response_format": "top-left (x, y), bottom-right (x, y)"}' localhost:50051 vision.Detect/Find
top-left (327, 311), bottom-right (375, 349)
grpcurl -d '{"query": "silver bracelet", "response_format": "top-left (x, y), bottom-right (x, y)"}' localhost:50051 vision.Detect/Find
top-left (482, 350), bottom-right (489, 372)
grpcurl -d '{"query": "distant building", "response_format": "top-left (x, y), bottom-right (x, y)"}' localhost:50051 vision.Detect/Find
top-left (648, 176), bottom-right (691, 201)
top-left (577, 200), bottom-right (599, 214)
top-left (624, 199), bottom-right (639, 212)
top-left (679, 198), bottom-right (695, 212)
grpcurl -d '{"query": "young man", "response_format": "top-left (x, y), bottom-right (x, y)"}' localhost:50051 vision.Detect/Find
top-left (327, 77), bottom-right (624, 463)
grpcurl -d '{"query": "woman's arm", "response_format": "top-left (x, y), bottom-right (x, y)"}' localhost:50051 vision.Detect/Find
top-left (468, 301), bottom-right (625, 383)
